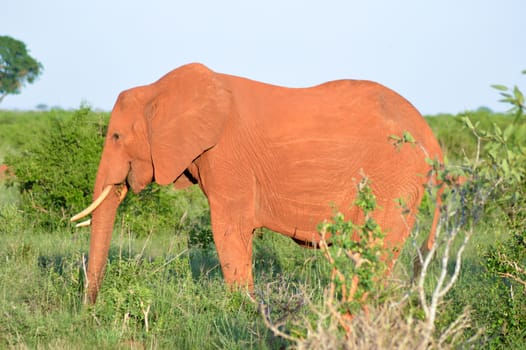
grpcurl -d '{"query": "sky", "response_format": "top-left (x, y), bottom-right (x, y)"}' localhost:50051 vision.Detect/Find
top-left (1, 0), bottom-right (525, 115)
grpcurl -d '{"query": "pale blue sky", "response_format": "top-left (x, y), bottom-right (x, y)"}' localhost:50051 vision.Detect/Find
top-left (1, 0), bottom-right (524, 115)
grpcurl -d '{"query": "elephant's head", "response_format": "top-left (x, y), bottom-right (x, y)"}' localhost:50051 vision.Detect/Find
top-left (71, 63), bottom-right (232, 303)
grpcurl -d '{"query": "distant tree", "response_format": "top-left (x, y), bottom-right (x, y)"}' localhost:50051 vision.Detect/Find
top-left (0, 36), bottom-right (43, 104)
top-left (476, 106), bottom-right (493, 114)
top-left (35, 103), bottom-right (48, 111)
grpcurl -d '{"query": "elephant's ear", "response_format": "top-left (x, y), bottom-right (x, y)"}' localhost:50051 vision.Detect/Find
top-left (146, 64), bottom-right (232, 185)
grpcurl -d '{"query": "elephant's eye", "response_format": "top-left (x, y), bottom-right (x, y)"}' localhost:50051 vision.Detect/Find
top-left (112, 133), bottom-right (121, 141)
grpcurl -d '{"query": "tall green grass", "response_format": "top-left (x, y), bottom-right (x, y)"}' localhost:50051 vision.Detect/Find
top-left (0, 219), bottom-right (331, 348)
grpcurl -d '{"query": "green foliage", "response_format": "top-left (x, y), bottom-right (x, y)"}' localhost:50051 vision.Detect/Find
top-left (492, 70), bottom-right (526, 123)
top-left (0, 36), bottom-right (43, 103)
top-left (5, 106), bottom-right (107, 228)
top-left (0, 110), bottom-right (56, 159)
top-left (463, 117), bottom-right (525, 224)
top-left (318, 177), bottom-right (387, 314)
top-left (0, 225), bottom-right (292, 349)
top-left (93, 253), bottom-right (192, 335)
top-left (389, 130), bottom-right (417, 150)
top-left (118, 182), bottom-right (212, 245)
top-left (441, 72), bottom-right (526, 347)
top-left (0, 204), bottom-right (25, 234)
top-left (424, 111), bottom-right (514, 161)
top-left (468, 73), bottom-right (525, 228)
top-left (478, 78), bottom-right (526, 345)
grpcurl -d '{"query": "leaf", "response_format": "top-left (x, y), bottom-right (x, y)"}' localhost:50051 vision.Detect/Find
top-left (501, 159), bottom-right (510, 176)
top-left (403, 131), bottom-right (416, 143)
top-left (493, 123), bottom-right (502, 138)
top-left (463, 116), bottom-right (475, 130)
top-left (487, 147), bottom-right (498, 161)
top-left (492, 84), bottom-right (509, 92)
top-left (507, 149), bottom-right (519, 165)
top-left (503, 125), bottom-right (514, 141)
top-left (513, 85), bottom-right (524, 105)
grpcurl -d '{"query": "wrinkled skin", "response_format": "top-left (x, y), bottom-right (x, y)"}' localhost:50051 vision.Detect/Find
top-left (83, 63), bottom-right (443, 303)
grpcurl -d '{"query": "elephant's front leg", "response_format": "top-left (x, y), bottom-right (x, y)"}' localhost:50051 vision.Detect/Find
top-left (210, 217), bottom-right (255, 290)
top-left (200, 160), bottom-right (257, 289)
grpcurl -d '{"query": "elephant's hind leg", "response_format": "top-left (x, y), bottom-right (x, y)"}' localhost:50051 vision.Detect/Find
top-left (374, 200), bottom-right (419, 273)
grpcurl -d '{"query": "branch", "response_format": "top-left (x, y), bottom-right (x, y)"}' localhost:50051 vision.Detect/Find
top-left (498, 272), bottom-right (526, 290)
top-left (495, 252), bottom-right (526, 290)
top-left (259, 303), bottom-right (298, 342)
top-left (438, 228), bottom-right (472, 298)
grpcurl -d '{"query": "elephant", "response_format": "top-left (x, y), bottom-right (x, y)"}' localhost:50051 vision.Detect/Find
top-left (71, 63), bottom-right (443, 303)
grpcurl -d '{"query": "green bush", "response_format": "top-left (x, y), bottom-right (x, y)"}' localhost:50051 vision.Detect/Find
top-left (478, 75), bottom-right (526, 346)
top-left (424, 111), bottom-right (517, 162)
top-left (5, 107), bottom-right (107, 229)
top-left (442, 71), bottom-right (526, 347)
top-left (0, 110), bottom-right (56, 153)
top-left (482, 234), bottom-right (526, 344)
top-left (318, 177), bottom-right (387, 315)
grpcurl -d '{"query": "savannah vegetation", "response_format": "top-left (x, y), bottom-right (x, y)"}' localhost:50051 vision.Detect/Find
top-left (0, 73), bottom-right (524, 348)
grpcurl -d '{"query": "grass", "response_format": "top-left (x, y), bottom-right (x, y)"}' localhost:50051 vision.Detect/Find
top-left (0, 192), bottom-right (511, 349)
top-left (0, 200), bottom-right (331, 349)
top-left (0, 225), bottom-right (275, 348)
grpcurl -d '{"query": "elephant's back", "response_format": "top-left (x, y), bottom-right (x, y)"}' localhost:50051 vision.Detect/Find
top-left (221, 73), bottom-right (442, 162)
top-left (317, 79), bottom-right (443, 162)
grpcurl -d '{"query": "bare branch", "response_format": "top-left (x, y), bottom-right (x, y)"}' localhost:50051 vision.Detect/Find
top-left (259, 302), bottom-right (298, 342)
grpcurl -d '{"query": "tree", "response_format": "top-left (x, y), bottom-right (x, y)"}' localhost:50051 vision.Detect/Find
top-left (0, 36), bottom-right (43, 104)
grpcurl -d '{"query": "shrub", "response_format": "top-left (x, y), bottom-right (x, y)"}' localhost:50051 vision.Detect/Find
top-left (5, 107), bottom-right (106, 229)
top-left (439, 71), bottom-right (525, 347)
top-left (474, 72), bottom-right (526, 345)
top-left (317, 176), bottom-right (387, 316)
top-left (424, 112), bottom-right (518, 162)
top-left (261, 167), bottom-right (479, 349)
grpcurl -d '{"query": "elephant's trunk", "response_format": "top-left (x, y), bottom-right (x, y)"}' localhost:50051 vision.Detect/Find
top-left (85, 184), bottom-right (127, 303)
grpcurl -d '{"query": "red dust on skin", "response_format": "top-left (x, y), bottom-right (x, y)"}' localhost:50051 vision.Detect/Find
top-left (75, 63), bottom-right (444, 303)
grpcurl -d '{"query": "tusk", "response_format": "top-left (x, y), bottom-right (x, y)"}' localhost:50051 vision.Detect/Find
top-left (75, 219), bottom-right (91, 227)
top-left (118, 185), bottom-right (128, 202)
top-left (70, 185), bottom-right (112, 222)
